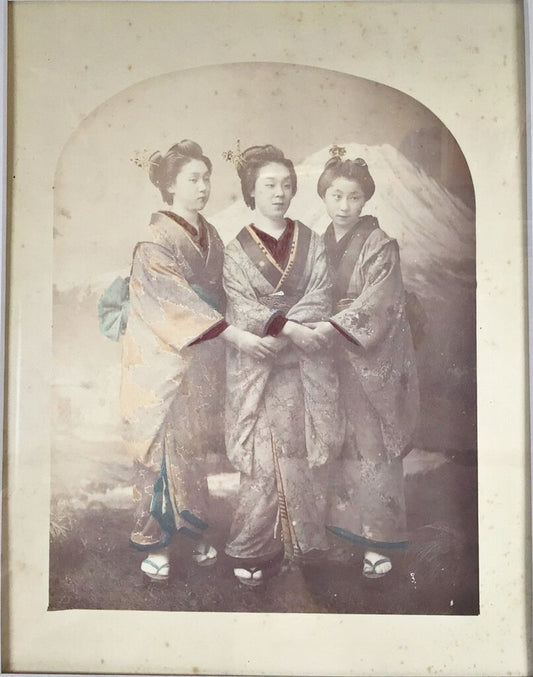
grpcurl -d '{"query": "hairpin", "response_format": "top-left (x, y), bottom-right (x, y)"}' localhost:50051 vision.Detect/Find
top-left (130, 149), bottom-right (158, 171)
top-left (329, 144), bottom-right (347, 158)
top-left (354, 157), bottom-right (368, 167)
top-left (223, 139), bottom-right (244, 168)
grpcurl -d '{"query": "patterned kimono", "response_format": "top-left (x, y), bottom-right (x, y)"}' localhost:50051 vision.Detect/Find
top-left (120, 211), bottom-right (226, 550)
top-left (324, 216), bottom-right (419, 550)
top-left (224, 219), bottom-right (343, 565)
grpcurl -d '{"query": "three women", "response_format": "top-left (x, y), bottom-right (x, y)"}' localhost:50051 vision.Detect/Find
top-left (120, 140), bottom-right (418, 585)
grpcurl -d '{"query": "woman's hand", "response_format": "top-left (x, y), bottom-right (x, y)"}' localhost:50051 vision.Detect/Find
top-left (259, 335), bottom-right (290, 354)
top-left (281, 321), bottom-right (328, 354)
top-left (221, 325), bottom-right (276, 360)
top-left (306, 321), bottom-right (337, 346)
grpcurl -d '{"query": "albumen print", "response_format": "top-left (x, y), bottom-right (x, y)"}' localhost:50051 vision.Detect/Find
top-left (50, 62), bottom-right (477, 614)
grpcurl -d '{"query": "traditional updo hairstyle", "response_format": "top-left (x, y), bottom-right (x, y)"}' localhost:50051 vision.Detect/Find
top-left (317, 157), bottom-right (375, 202)
top-left (149, 140), bottom-right (212, 205)
top-left (236, 144), bottom-right (297, 210)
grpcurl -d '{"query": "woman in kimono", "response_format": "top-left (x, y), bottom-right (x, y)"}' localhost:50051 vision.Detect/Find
top-left (221, 144), bottom-right (343, 586)
top-left (311, 156), bottom-right (419, 578)
top-left (120, 140), bottom-right (227, 581)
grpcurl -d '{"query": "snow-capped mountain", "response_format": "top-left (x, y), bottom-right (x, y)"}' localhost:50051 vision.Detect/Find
top-left (53, 143), bottom-right (476, 458)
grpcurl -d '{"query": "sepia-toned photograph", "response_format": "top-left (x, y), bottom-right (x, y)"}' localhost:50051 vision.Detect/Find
top-left (4, 1), bottom-right (529, 674)
top-left (50, 61), bottom-right (477, 614)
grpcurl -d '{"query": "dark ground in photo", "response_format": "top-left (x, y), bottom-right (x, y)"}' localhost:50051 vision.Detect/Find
top-left (49, 453), bottom-right (478, 615)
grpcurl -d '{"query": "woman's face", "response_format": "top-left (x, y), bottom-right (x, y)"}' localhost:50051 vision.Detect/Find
top-left (251, 162), bottom-right (293, 219)
top-left (323, 177), bottom-right (367, 230)
top-left (169, 159), bottom-right (211, 213)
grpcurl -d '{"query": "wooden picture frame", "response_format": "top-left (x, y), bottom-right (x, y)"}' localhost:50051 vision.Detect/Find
top-left (1, 0), bottom-right (531, 674)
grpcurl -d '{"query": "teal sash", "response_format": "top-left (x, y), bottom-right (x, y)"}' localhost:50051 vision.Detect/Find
top-left (98, 210), bottom-right (224, 341)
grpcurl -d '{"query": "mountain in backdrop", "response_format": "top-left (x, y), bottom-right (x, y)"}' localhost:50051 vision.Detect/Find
top-left (53, 143), bottom-right (476, 466)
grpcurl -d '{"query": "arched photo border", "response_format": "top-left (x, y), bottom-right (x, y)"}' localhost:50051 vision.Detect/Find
top-left (0, 1), bottom-right (530, 675)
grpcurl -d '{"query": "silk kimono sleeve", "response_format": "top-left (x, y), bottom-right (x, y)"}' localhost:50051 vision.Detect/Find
top-left (130, 242), bottom-right (224, 349)
top-left (330, 228), bottom-right (419, 458)
top-left (223, 234), bottom-right (333, 331)
top-left (120, 242), bottom-right (224, 462)
top-left (286, 236), bottom-right (333, 324)
top-left (286, 236), bottom-right (343, 468)
top-left (222, 242), bottom-right (281, 335)
top-left (331, 235), bottom-right (404, 348)
top-left (223, 230), bottom-right (343, 475)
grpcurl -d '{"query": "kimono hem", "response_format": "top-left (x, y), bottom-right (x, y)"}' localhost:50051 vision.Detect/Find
top-left (324, 219), bottom-right (419, 548)
top-left (120, 211), bottom-right (226, 549)
top-left (224, 220), bottom-right (343, 562)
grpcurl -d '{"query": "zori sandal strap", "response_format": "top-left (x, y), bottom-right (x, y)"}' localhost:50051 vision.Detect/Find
top-left (233, 566), bottom-right (264, 587)
top-left (363, 556), bottom-right (392, 579)
top-left (192, 544), bottom-right (218, 567)
top-left (141, 557), bottom-right (170, 581)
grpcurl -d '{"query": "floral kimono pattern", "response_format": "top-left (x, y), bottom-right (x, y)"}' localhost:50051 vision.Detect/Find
top-left (120, 211), bottom-right (226, 550)
top-left (223, 220), bottom-right (343, 564)
top-left (324, 216), bottom-right (419, 549)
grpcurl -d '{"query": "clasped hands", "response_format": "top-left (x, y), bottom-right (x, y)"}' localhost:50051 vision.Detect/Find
top-left (222, 321), bottom-right (337, 360)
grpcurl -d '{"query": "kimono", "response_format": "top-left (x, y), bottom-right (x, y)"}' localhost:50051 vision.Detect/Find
top-left (223, 219), bottom-right (343, 565)
top-left (324, 215), bottom-right (419, 550)
top-left (120, 210), bottom-right (226, 550)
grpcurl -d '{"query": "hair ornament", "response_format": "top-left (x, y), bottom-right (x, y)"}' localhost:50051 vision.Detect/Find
top-left (223, 139), bottom-right (244, 169)
top-left (329, 144), bottom-right (347, 158)
top-left (130, 149), bottom-right (159, 172)
top-left (354, 157), bottom-right (368, 167)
